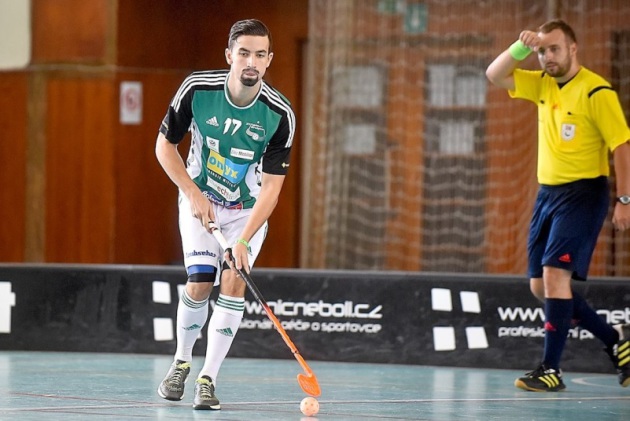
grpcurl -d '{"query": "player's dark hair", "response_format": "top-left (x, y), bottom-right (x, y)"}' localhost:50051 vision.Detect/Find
top-left (228, 19), bottom-right (272, 52)
top-left (538, 19), bottom-right (577, 44)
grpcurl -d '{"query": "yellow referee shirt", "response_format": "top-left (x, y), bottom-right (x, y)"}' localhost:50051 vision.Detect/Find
top-left (510, 66), bottom-right (630, 185)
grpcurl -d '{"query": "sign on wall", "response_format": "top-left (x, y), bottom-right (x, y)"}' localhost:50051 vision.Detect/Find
top-left (120, 81), bottom-right (143, 125)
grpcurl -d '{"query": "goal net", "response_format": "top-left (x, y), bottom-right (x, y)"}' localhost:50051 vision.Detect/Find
top-left (301, 0), bottom-right (630, 275)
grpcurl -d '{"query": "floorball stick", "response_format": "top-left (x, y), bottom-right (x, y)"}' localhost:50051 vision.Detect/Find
top-left (209, 224), bottom-right (322, 397)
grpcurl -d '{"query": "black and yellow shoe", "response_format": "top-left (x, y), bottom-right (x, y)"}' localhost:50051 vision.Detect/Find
top-left (613, 324), bottom-right (630, 387)
top-left (157, 360), bottom-right (191, 401)
top-left (193, 376), bottom-right (221, 410)
top-left (514, 364), bottom-right (565, 392)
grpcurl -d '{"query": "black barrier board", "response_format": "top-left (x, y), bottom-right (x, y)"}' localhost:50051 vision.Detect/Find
top-left (0, 264), bottom-right (628, 374)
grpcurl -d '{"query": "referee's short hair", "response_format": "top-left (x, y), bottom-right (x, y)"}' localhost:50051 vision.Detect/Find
top-left (538, 19), bottom-right (577, 44)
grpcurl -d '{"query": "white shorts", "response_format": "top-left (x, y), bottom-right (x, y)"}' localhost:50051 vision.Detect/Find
top-left (178, 194), bottom-right (267, 279)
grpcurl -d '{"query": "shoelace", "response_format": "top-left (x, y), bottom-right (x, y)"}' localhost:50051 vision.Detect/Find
top-left (526, 366), bottom-right (557, 377)
top-left (198, 381), bottom-right (214, 399)
top-left (167, 365), bottom-right (189, 386)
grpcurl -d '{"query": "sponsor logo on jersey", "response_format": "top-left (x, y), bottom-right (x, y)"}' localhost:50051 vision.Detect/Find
top-left (206, 116), bottom-right (219, 127)
top-left (206, 150), bottom-right (248, 184)
top-left (206, 177), bottom-right (241, 202)
top-left (203, 191), bottom-right (242, 208)
top-left (230, 148), bottom-right (255, 160)
top-left (206, 136), bottom-right (220, 152)
top-left (245, 122), bottom-right (266, 141)
top-left (204, 191), bottom-right (223, 203)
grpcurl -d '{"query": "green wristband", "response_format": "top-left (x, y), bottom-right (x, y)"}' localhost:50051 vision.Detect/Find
top-left (236, 238), bottom-right (251, 251)
top-left (508, 40), bottom-right (532, 61)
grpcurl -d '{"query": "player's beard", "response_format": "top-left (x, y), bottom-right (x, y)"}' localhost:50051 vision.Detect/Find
top-left (240, 68), bottom-right (260, 87)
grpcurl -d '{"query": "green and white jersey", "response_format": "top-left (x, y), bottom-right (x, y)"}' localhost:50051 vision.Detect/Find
top-left (160, 70), bottom-right (295, 209)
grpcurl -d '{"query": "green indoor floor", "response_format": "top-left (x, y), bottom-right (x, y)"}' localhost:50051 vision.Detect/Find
top-left (1, 351), bottom-right (628, 420)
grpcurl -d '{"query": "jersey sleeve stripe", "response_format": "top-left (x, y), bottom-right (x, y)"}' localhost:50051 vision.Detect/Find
top-left (588, 85), bottom-right (613, 98)
top-left (171, 72), bottom-right (227, 112)
top-left (261, 84), bottom-right (296, 148)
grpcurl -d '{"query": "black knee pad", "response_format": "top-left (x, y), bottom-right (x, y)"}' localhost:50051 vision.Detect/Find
top-left (188, 272), bottom-right (215, 283)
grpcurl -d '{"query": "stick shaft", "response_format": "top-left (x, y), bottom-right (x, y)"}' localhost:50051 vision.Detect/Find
top-left (239, 270), bottom-right (315, 376)
top-left (210, 227), bottom-right (318, 379)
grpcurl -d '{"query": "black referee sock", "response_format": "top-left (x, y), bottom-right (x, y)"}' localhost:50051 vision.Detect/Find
top-left (543, 298), bottom-right (573, 371)
top-left (572, 292), bottom-right (619, 348)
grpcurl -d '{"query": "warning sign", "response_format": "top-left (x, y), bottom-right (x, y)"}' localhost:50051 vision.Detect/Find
top-left (120, 81), bottom-right (143, 125)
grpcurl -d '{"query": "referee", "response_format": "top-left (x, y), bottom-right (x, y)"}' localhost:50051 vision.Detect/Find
top-left (486, 19), bottom-right (630, 392)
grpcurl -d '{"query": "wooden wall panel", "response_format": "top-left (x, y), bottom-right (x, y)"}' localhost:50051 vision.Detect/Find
top-left (116, 0), bottom-right (220, 69)
top-left (112, 71), bottom-right (188, 265)
top-left (32, 0), bottom-right (111, 64)
top-left (44, 75), bottom-right (116, 262)
top-left (0, 73), bottom-right (28, 262)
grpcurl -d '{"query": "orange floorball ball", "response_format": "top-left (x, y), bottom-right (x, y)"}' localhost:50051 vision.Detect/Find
top-left (300, 396), bottom-right (320, 416)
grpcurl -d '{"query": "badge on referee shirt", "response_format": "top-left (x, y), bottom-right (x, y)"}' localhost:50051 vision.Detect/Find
top-left (561, 123), bottom-right (576, 141)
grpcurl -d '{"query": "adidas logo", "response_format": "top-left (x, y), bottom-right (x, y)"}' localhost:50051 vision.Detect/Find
top-left (216, 327), bottom-right (234, 337)
top-left (206, 116), bottom-right (219, 127)
top-left (431, 288), bottom-right (488, 351)
top-left (183, 323), bottom-right (202, 331)
top-left (618, 341), bottom-right (630, 366)
top-left (558, 253), bottom-right (571, 263)
top-left (538, 371), bottom-right (562, 388)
